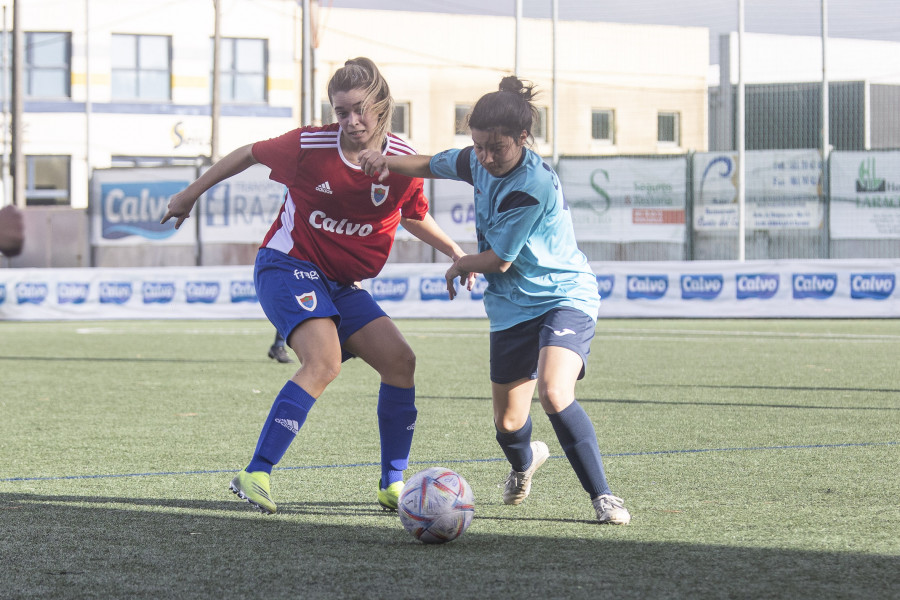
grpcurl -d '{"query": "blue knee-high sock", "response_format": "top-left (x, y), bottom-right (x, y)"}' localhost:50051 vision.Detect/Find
top-left (377, 383), bottom-right (417, 487)
top-left (547, 401), bottom-right (611, 497)
top-left (496, 416), bottom-right (533, 472)
top-left (247, 380), bottom-right (316, 474)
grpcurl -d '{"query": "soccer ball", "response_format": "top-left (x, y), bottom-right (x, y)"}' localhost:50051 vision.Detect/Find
top-left (398, 467), bottom-right (475, 544)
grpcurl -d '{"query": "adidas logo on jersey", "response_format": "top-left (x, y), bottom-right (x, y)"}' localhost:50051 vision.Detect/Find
top-left (315, 181), bottom-right (333, 194)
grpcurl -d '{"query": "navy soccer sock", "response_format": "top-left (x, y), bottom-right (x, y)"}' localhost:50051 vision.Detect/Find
top-left (495, 415), bottom-right (534, 472)
top-left (246, 380), bottom-right (316, 474)
top-left (377, 383), bottom-right (417, 487)
top-left (547, 401), bottom-right (611, 497)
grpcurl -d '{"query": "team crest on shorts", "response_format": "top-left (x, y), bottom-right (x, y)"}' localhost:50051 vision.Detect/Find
top-left (371, 183), bottom-right (389, 206)
top-left (296, 292), bottom-right (318, 311)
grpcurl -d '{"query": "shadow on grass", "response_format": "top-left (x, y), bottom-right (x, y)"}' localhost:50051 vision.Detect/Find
top-left (2, 492), bottom-right (896, 600)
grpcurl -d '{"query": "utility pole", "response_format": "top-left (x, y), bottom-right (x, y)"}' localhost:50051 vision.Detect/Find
top-left (11, 0), bottom-right (24, 208)
top-left (211, 0), bottom-right (221, 162)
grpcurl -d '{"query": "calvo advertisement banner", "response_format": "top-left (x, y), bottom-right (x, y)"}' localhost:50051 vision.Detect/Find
top-left (91, 167), bottom-right (197, 246)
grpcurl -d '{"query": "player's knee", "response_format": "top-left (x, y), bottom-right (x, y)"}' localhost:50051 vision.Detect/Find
top-left (538, 383), bottom-right (573, 413)
top-left (304, 357), bottom-right (342, 387)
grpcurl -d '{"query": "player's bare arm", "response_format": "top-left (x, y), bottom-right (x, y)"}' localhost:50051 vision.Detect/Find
top-left (161, 144), bottom-right (259, 229)
top-left (359, 151), bottom-right (434, 182)
top-left (444, 249), bottom-right (511, 299)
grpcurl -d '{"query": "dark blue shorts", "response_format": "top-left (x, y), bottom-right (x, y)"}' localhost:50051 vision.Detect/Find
top-left (254, 248), bottom-right (387, 362)
top-left (489, 307), bottom-right (595, 384)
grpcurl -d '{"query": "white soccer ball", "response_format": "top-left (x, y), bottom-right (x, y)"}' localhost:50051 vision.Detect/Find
top-left (398, 467), bottom-right (475, 544)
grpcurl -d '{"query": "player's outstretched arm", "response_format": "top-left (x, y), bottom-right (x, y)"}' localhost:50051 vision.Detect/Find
top-left (161, 144), bottom-right (258, 229)
top-left (444, 250), bottom-right (511, 300)
top-left (359, 150), bottom-right (434, 182)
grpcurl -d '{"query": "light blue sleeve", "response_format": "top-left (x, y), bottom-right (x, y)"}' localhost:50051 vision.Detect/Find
top-left (428, 148), bottom-right (463, 180)
top-left (486, 194), bottom-right (545, 262)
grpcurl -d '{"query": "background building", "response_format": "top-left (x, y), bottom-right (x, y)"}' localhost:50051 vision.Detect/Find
top-left (1, 0), bottom-right (709, 210)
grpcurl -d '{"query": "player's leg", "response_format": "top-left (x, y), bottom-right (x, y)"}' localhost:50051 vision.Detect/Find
top-left (490, 318), bottom-right (550, 505)
top-left (340, 295), bottom-right (417, 510)
top-left (230, 251), bottom-right (342, 514)
top-left (536, 308), bottom-right (630, 524)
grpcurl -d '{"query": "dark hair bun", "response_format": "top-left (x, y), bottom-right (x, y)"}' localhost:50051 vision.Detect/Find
top-left (499, 76), bottom-right (523, 93)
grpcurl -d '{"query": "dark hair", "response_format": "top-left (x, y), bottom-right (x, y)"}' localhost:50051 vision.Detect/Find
top-left (327, 57), bottom-right (394, 143)
top-left (467, 76), bottom-right (539, 141)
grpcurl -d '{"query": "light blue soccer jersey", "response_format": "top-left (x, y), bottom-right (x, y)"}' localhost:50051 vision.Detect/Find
top-left (430, 147), bottom-right (600, 331)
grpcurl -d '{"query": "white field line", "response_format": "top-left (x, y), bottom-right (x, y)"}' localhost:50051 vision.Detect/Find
top-left (43, 325), bottom-right (900, 343)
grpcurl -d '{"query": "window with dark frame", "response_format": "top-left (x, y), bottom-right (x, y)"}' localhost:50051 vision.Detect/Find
top-left (111, 34), bottom-right (171, 101)
top-left (211, 37), bottom-right (268, 103)
top-left (24, 32), bottom-right (71, 98)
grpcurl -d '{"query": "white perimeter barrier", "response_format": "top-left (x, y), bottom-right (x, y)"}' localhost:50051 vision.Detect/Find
top-left (1, 259), bottom-right (898, 321)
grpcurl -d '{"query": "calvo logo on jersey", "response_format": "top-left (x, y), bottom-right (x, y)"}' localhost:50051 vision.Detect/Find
top-left (596, 275), bottom-right (614, 299)
top-left (420, 277), bottom-right (449, 301)
top-left (143, 282), bottom-right (176, 304)
top-left (372, 278), bottom-right (409, 301)
top-left (185, 281), bottom-right (220, 304)
top-left (850, 273), bottom-right (895, 300)
top-left (58, 282), bottom-right (90, 304)
top-left (681, 274), bottom-right (723, 300)
top-left (736, 274), bottom-right (779, 299)
top-left (792, 273), bottom-right (837, 299)
top-left (101, 181), bottom-right (188, 240)
top-left (371, 183), bottom-right (389, 207)
top-left (99, 282), bottom-right (133, 304)
top-left (16, 282), bottom-right (49, 305)
top-left (627, 275), bottom-right (668, 300)
top-left (296, 291), bottom-right (318, 311)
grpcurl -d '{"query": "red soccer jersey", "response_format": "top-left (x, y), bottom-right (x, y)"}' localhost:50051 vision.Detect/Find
top-left (253, 123), bottom-right (428, 284)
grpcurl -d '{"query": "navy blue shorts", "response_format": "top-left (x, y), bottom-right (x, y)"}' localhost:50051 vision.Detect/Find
top-left (489, 307), bottom-right (595, 384)
top-left (254, 248), bottom-right (387, 362)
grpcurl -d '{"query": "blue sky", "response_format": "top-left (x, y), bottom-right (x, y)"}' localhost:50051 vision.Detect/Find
top-left (327, 0), bottom-right (900, 64)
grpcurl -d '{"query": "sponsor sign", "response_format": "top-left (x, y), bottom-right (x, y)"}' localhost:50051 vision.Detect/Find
top-left (185, 281), bottom-right (220, 304)
top-left (91, 167), bottom-right (197, 246)
top-left (850, 273), bottom-right (894, 300)
top-left (736, 274), bottom-right (779, 300)
top-left (143, 282), bottom-right (176, 304)
top-left (792, 273), bottom-right (837, 300)
top-left (230, 280), bottom-right (258, 303)
top-left (626, 275), bottom-right (668, 300)
top-left (693, 150), bottom-right (823, 231)
top-left (830, 153), bottom-right (900, 239)
top-left (557, 156), bottom-right (686, 243)
top-left (420, 277), bottom-right (450, 301)
top-left (372, 278), bottom-right (409, 302)
top-left (58, 282), bottom-right (90, 304)
top-left (201, 164), bottom-right (287, 243)
top-left (16, 282), bottom-right (48, 305)
top-left (681, 274), bottom-right (723, 300)
top-left (99, 282), bottom-right (133, 304)
top-left (469, 276), bottom-right (489, 301)
top-left (596, 275), bottom-right (615, 299)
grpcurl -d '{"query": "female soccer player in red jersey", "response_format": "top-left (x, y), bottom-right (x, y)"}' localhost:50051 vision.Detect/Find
top-left (162, 57), bottom-right (470, 514)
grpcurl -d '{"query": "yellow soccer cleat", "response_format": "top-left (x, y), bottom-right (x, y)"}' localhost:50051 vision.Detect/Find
top-left (229, 470), bottom-right (277, 515)
top-left (377, 480), bottom-right (405, 511)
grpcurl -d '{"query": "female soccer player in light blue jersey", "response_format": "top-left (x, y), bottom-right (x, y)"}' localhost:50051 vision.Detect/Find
top-left (360, 76), bottom-right (630, 525)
